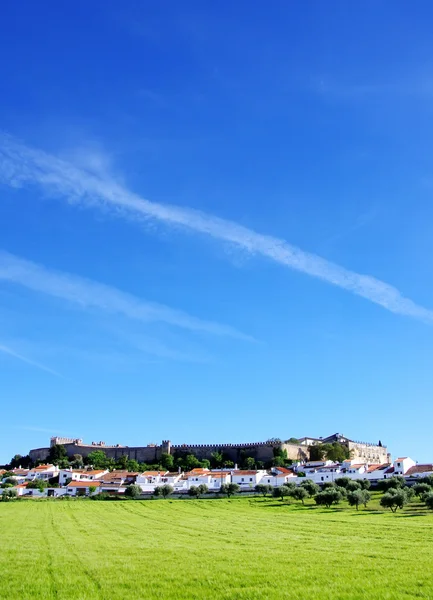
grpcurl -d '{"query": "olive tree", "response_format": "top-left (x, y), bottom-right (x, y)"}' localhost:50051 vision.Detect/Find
top-left (347, 489), bottom-right (371, 510)
top-left (220, 483), bottom-right (240, 498)
top-left (125, 484), bottom-right (142, 499)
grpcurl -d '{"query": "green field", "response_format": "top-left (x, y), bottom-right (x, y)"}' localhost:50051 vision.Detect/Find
top-left (1, 496), bottom-right (433, 599)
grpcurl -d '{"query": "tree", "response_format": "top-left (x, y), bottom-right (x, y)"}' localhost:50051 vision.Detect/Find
top-left (413, 483), bottom-right (432, 498)
top-left (220, 483), bottom-right (240, 498)
top-left (188, 485), bottom-right (199, 498)
top-left (197, 484), bottom-right (208, 497)
top-left (184, 455), bottom-right (201, 470)
top-left (314, 488), bottom-right (342, 508)
top-left (285, 438), bottom-right (300, 444)
top-left (86, 450), bottom-right (108, 469)
top-left (154, 484), bottom-right (174, 499)
top-left (244, 457), bottom-right (256, 470)
top-left (88, 485), bottom-right (97, 495)
top-left (309, 445), bottom-right (326, 461)
top-left (300, 480), bottom-right (319, 497)
top-left (10, 454), bottom-right (32, 469)
top-left (71, 454), bottom-right (84, 468)
top-left (335, 477), bottom-right (352, 489)
top-left (358, 479), bottom-right (371, 490)
top-left (378, 476), bottom-right (406, 492)
top-left (346, 480), bottom-right (362, 492)
top-left (292, 487), bottom-right (308, 505)
top-left (210, 451), bottom-right (223, 468)
top-left (27, 479), bottom-right (48, 491)
top-left (3, 477), bottom-right (18, 486)
top-left (47, 444), bottom-right (68, 466)
top-left (125, 484), bottom-right (141, 499)
top-left (1, 489), bottom-right (18, 502)
top-left (116, 455), bottom-right (129, 470)
top-left (272, 485), bottom-right (292, 501)
top-left (347, 489), bottom-right (371, 510)
top-left (160, 453), bottom-right (174, 471)
top-left (255, 484), bottom-right (273, 497)
top-left (380, 489), bottom-right (408, 512)
top-left (424, 492), bottom-right (433, 510)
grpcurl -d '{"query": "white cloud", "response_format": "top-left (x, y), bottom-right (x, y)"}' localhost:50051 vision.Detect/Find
top-left (0, 343), bottom-right (61, 376)
top-left (0, 250), bottom-right (251, 340)
top-left (1, 134), bottom-right (432, 324)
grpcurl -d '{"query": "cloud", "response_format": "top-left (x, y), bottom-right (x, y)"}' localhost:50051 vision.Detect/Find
top-left (0, 250), bottom-right (251, 340)
top-left (1, 134), bottom-right (432, 324)
top-left (0, 343), bottom-right (61, 377)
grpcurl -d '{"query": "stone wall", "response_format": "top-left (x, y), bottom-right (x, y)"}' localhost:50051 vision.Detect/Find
top-left (347, 441), bottom-right (389, 464)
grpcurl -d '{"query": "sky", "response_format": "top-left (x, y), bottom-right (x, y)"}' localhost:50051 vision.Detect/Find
top-left (1, 1), bottom-right (433, 463)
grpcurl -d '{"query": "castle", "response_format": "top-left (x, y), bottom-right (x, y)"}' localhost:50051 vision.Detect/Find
top-left (28, 433), bottom-right (389, 465)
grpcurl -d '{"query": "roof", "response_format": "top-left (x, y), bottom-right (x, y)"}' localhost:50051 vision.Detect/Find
top-left (210, 473), bottom-right (228, 478)
top-left (141, 471), bottom-right (166, 476)
top-left (233, 470), bottom-right (258, 476)
top-left (367, 464), bottom-right (389, 473)
top-left (274, 467), bottom-right (292, 474)
top-left (67, 481), bottom-right (102, 488)
top-left (12, 469), bottom-right (29, 475)
top-left (349, 464), bottom-right (365, 469)
top-left (31, 465), bottom-right (55, 472)
top-left (405, 464), bottom-right (433, 476)
top-left (15, 483), bottom-right (29, 488)
top-left (384, 467), bottom-right (395, 474)
top-left (396, 458), bottom-right (408, 461)
top-left (189, 468), bottom-right (210, 474)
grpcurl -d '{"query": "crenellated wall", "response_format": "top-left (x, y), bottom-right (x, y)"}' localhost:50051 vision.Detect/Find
top-left (29, 436), bottom-right (387, 465)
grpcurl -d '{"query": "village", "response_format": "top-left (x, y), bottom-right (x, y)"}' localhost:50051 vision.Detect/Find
top-left (2, 453), bottom-right (433, 498)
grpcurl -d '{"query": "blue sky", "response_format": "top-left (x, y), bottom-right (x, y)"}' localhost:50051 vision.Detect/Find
top-left (1, 1), bottom-right (433, 463)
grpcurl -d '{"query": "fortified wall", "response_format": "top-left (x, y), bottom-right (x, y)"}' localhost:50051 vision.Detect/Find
top-left (29, 437), bottom-right (309, 464)
top-left (29, 435), bottom-right (388, 465)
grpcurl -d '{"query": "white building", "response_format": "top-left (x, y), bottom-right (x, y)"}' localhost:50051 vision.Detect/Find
top-left (58, 468), bottom-right (108, 486)
top-left (231, 470), bottom-right (266, 488)
top-left (66, 481), bottom-right (102, 496)
top-left (393, 457), bottom-right (416, 476)
top-left (25, 464), bottom-right (58, 481)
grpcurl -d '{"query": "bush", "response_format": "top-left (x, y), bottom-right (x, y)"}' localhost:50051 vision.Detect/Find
top-left (1, 489), bottom-right (18, 502)
top-left (346, 481), bottom-right (362, 492)
top-left (358, 479), bottom-right (371, 490)
top-left (378, 476), bottom-right (406, 492)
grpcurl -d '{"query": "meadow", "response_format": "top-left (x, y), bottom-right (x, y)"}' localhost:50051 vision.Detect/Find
top-left (1, 496), bottom-right (433, 600)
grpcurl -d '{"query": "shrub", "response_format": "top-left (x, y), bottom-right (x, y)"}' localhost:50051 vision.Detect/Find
top-left (291, 487), bottom-right (308, 505)
top-left (300, 480), bottom-right (319, 496)
top-left (424, 492), bottom-right (433, 510)
top-left (413, 483), bottom-right (432, 497)
top-left (1, 489), bottom-right (18, 502)
top-left (255, 484), bottom-right (273, 497)
top-left (220, 483), bottom-right (240, 498)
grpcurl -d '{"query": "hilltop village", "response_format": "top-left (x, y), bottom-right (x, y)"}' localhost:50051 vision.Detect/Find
top-left (1, 433), bottom-right (432, 498)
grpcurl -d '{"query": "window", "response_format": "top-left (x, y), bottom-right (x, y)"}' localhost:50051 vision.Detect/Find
top-left (250, 478), bottom-right (253, 482)
top-left (241, 478), bottom-right (244, 482)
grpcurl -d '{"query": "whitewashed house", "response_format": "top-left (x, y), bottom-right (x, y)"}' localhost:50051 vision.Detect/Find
top-left (208, 472), bottom-right (230, 490)
top-left (405, 464), bottom-right (433, 478)
top-left (186, 468), bottom-right (212, 488)
top-left (66, 481), bottom-right (102, 496)
top-left (58, 468), bottom-right (108, 486)
top-left (393, 457), bottom-right (416, 476)
top-left (25, 464), bottom-right (59, 481)
top-left (231, 470), bottom-right (266, 488)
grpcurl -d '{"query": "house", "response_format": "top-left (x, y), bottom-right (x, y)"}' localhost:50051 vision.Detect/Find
top-left (231, 470), bottom-right (266, 488)
top-left (346, 464), bottom-right (368, 477)
top-left (58, 468), bottom-right (108, 486)
top-left (66, 481), bottom-right (102, 496)
top-left (405, 464), bottom-right (433, 478)
top-left (364, 463), bottom-right (392, 481)
top-left (25, 464), bottom-right (59, 481)
top-left (186, 468), bottom-right (212, 487)
top-left (100, 471), bottom-right (138, 485)
top-left (393, 457), bottom-right (416, 476)
top-left (136, 471), bottom-right (167, 485)
top-left (208, 472), bottom-right (230, 489)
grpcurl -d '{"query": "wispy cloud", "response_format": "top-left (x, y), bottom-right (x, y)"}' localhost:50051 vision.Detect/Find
top-left (0, 343), bottom-right (61, 376)
top-left (0, 250), bottom-right (250, 340)
top-left (1, 134), bottom-right (432, 324)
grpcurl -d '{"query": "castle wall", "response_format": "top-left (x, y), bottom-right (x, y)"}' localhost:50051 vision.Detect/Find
top-left (347, 441), bottom-right (389, 464)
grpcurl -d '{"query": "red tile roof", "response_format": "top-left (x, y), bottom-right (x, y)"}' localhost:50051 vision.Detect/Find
top-left (233, 470), bottom-right (258, 476)
top-left (67, 481), bottom-right (102, 488)
top-left (405, 464), bottom-right (433, 476)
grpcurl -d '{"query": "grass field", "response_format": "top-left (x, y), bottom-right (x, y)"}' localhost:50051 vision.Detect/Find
top-left (1, 495), bottom-right (433, 599)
